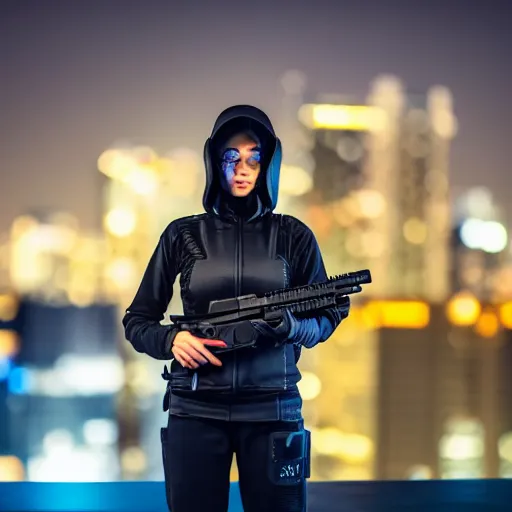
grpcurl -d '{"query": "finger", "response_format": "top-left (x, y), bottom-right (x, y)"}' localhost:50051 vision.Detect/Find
top-left (173, 353), bottom-right (190, 368)
top-left (189, 340), bottom-right (223, 366)
top-left (196, 345), bottom-right (223, 367)
top-left (201, 338), bottom-right (227, 347)
top-left (184, 333), bottom-right (226, 348)
top-left (206, 351), bottom-right (223, 367)
top-left (174, 348), bottom-right (199, 369)
top-left (183, 345), bottom-right (209, 365)
top-left (175, 354), bottom-right (191, 369)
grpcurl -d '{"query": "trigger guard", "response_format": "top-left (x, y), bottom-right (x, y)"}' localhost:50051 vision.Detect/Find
top-left (209, 321), bottom-right (258, 354)
top-left (197, 323), bottom-right (218, 339)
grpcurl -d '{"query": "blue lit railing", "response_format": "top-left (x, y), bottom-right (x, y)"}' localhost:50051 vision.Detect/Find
top-left (1, 480), bottom-right (511, 511)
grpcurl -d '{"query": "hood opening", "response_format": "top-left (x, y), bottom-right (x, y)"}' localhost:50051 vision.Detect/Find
top-left (202, 105), bottom-right (282, 218)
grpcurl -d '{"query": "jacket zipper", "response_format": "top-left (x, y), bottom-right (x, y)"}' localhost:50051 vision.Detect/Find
top-left (233, 217), bottom-right (243, 392)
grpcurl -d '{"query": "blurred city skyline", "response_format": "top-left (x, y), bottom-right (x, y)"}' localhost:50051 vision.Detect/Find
top-left (2, 0), bottom-right (512, 485)
top-left (1, 0), bottom-right (512, 233)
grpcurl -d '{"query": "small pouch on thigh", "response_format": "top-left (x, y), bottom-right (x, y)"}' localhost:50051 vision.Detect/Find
top-left (268, 429), bottom-right (311, 486)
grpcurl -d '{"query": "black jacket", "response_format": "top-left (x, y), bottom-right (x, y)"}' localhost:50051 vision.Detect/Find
top-left (122, 105), bottom-right (345, 396)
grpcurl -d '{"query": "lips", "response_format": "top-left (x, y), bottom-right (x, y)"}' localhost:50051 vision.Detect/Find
top-left (234, 180), bottom-right (251, 186)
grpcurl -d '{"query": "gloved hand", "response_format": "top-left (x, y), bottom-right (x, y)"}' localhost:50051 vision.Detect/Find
top-left (251, 309), bottom-right (298, 346)
top-left (252, 301), bottom-right (351, 349)
top-left (251, 309), bottom-right (330, 348)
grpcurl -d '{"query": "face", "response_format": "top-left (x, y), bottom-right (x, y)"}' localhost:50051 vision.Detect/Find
top-left (220, 133), bottom-right (261, 197)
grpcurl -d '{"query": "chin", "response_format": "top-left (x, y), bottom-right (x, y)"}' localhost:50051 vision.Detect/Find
top-left (231, 187), bottom-right (254, 197)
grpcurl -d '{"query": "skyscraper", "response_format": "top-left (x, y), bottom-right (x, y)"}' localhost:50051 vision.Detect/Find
top-left (292, 76), bottom-right (456, 301)
top-left (365, 76), bottom-right (456, 301)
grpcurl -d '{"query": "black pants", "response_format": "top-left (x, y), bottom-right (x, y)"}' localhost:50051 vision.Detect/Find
top-left (161, 414), bottom-right (309, 512)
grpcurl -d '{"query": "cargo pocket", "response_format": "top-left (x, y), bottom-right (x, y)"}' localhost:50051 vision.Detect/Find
top-left (160, 427), bottom-right (172, 511)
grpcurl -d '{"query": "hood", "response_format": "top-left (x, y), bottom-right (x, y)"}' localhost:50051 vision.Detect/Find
top-left (202, 105), bottom-right (282, 217)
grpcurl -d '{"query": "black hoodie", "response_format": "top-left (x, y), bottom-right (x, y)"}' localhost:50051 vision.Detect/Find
top-left (203, 104), bottom-right (281, 218)
top-left (122, 105), bottom-right (345, 420)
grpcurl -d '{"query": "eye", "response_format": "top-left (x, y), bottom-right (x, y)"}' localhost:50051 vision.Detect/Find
top-left (222, 148), bottom-right (240, 163)
top-left (247, 150), bottom-right (261, 167)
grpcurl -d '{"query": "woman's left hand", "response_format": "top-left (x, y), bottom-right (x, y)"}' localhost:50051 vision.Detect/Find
top-left (250, 309), bottom-right (297, 345)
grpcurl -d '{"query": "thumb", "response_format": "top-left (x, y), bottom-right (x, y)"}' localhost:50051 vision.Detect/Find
top-left (251, 319), bottom-right (273, 336)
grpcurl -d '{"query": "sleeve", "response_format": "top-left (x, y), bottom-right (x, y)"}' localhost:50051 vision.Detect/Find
top-left (122, 223), bottom-right (180, 360)
top-left (288, 219), bottom-right (346, 348)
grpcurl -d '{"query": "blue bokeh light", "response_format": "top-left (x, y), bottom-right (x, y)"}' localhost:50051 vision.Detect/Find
top-left (7, 366), bottom-right (31, 394)
top-left (0, 357), bottom-right (11, 381)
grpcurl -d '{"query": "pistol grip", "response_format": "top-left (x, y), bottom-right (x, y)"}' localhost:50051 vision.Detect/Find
top-left (180, 323), bottom-right (215, 338)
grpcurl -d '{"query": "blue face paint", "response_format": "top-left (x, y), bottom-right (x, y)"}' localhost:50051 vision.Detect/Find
top-left (221, 149), bottom-right (239, 186)
top-left (221, 147), bottom-right (261, 186)
top-left (247, 150), bottom-right (261, 167)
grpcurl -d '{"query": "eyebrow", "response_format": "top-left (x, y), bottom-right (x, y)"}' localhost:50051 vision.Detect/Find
top-left (222, 146), bottom-right (261, 155)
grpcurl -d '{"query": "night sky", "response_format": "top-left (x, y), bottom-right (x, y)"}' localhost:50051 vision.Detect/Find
top-left (1, 0), bottom-right (511, 233)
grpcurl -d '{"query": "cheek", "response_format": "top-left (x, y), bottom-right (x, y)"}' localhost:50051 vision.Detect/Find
top-left (223, 162), bottom-right (236, 184)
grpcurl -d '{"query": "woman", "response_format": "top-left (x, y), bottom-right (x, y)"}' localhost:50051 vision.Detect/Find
top-left (123, 105), bottom-right (348, 512)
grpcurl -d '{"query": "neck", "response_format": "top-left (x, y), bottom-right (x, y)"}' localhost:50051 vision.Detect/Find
top-left (218, 190), bottom-right (259, 220)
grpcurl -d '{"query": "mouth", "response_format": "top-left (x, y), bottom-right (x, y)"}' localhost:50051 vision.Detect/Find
top-left (234, 180), bottom-right (251, 188)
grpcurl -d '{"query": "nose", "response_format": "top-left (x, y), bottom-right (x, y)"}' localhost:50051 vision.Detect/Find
top-left (236, 161), bottom-right (251, 175)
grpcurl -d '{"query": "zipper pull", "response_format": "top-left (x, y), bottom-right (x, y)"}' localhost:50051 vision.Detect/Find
top-left (191, 372), bottom-right (198, 391)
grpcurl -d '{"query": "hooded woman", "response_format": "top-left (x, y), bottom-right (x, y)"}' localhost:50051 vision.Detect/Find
top-left (123, 105), bottom-right (348, 512)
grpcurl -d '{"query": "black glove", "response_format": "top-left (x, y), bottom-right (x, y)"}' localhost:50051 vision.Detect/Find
top-left (252, 302), bottom-right (351, 348)
top-left (251, 309), bottom-right (298, 346)
top-left (252, 309), bottom-right (330, 347)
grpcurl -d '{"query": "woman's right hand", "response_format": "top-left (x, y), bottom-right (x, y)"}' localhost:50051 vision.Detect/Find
top-left (171, 330), bottom-right (227, 369)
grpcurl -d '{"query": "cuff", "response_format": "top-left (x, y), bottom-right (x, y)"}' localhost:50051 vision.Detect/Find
top-left (164, 327), bottom-right (179, 355)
